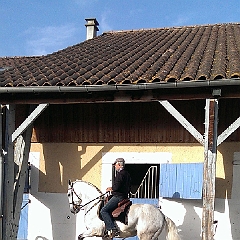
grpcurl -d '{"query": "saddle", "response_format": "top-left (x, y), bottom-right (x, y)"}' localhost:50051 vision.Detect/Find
top-left (98, 196), bottom-right (132, 225)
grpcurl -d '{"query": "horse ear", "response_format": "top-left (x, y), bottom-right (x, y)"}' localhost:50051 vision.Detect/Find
top-left (68, 179), bottom-right (71, 186)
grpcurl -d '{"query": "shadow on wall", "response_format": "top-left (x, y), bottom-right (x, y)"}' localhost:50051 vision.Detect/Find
top-left (30, 143), bottom-right (113, 240)
top-left (163, 198), bottom-right (202, 240)
top-left (39, 143), bottom-right (84, 193)
top-left (216, 144), bottom-right (233, 199)
top-left (38, 143), bottom-right (114, 193)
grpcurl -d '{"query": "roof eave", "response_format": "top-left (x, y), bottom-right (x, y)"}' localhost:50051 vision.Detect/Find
top-left (0, 78), bottom-right (239, 93)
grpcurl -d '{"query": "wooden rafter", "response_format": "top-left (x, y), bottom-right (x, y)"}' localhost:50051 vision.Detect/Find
top-left (12, 103), bottom-right (49, 142)
top-left (159, 100), bottom-right (204, 144)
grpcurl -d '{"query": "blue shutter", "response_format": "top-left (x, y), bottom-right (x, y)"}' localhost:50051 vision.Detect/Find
top-left (160, 163), bottom-right (203, 199)
top-left (17, 194), bottom-right (29, 240)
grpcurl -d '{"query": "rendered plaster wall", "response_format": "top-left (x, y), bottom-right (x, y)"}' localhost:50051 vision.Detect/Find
top-left (26, 142), bottom-right (240, 240)
top-left (30, 142), bottom-right (233, 198)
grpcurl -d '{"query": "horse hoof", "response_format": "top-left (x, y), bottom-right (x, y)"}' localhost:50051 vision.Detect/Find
top-left (78, 234), bottom-right (84, 240)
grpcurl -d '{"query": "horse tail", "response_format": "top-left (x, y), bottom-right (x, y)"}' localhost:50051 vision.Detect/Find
top-left (164, 216), bottom-right (181, 240)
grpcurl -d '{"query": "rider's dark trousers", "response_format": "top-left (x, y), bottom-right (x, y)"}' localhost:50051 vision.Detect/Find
top-left (100, 195), bottom-right (123, 230)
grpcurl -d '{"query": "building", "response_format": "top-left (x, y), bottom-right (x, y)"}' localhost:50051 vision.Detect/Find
top-left (1, 19), bottom-right (240, 239)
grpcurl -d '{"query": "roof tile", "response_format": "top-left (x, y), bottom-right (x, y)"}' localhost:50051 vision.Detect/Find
top-left (1, 23), bottom-right (240, 87)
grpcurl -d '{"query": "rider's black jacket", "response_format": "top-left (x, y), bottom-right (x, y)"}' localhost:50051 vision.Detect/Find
top-left (112, 169), bottom-right (131, 199)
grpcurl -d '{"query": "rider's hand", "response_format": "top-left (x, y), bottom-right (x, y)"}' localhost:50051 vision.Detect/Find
top-left (106, 187), bottom-right (112, 192)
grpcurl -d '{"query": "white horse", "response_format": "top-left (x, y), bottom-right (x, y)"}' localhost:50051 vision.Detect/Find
top-left (68, 180), bottom-right (181, 240)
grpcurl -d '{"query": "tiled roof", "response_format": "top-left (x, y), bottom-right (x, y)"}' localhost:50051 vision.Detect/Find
top-left (1, 23), bottom-right (240, 87)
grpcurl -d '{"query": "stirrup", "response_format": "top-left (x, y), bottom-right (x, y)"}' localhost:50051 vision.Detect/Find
top-left (103, 230), bottom-right (109, 238)
top-left (108, 228), bottom-right (120, 238)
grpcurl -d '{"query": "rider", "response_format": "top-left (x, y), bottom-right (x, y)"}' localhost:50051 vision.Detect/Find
top-left (100, 158), bottom-right (131, 238)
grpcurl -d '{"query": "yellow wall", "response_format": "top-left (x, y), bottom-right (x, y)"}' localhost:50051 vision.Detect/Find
top-left (30, 142), bottom-right (236, 198)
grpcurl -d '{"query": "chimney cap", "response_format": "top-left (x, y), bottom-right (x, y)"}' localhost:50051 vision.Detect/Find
top-left (85, 18), bottom-right (99, 28)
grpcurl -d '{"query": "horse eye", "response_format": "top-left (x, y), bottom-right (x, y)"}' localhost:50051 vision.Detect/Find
top-left (67, 193), bottom-right (70, 197)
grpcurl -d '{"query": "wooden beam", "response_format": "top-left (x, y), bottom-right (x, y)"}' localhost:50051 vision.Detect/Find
top-left (0, 106), bottom-right (3, 238)
top-left (217, 116), bottom-right (240, 146)
top-left (202, 99), bottom-right (218, 240)
top-left (159, 100), bottom-right (204, 145)
top-left (2, 105), bottom-right (15, 239)
top-left (12, 127), bottom-right (33, 239)
top-left (12, 103), bottom-right (49, 142)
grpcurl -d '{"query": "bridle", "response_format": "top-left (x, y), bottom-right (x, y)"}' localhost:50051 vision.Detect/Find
top-left (68, 182), bottom-right (109, 214)
top-left (68, 183), bottom-right (83, 214)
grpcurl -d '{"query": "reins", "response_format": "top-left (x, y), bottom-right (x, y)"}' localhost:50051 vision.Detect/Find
top-left (80, 192), bottom-right (109, 209)
top-left (69, 183), bottom-right (109, 213)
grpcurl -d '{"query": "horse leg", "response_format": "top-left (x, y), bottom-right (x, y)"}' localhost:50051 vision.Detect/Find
top-left (78, 229), bottom-right (93, 240)
top-left (78, 234), bottom-right (84, 240)
top-left (137, 215), bottom-right (165, 240)
top-left (165, 216), bottom-right (181, 240)
top-left (138, 228), bottom-right (163, 240)
top-left (78, 233), bottom-right (109, 240)
top-left (78, 227), bottom-right (105, 240)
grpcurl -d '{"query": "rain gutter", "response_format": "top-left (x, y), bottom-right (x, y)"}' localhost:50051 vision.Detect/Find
top-left (0, 78), bottom-right (239, 93)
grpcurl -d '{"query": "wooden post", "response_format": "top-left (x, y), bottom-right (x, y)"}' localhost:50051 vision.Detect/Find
top-left (202, 99), bottom-right (218, 240)
top-left (12, 126), bottom-right (33, 239)
top-left (0, 106), bottom-right (3, 239)
top-left (2, 104), bottom-right (15, 239)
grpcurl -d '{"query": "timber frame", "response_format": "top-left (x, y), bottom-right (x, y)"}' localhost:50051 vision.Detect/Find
top-left (1, 84), bottom-right (240, 240)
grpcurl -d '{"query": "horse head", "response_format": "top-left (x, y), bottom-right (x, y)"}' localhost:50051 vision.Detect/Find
top-left (68, 180), bottom-right (83, 214)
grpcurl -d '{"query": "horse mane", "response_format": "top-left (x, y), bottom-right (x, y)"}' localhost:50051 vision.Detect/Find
top-left (74, 180), bottom-right (103, 196)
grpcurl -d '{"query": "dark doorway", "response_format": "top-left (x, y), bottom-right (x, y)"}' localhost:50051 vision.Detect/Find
top-left (126, 164), bottom-right (160, 198)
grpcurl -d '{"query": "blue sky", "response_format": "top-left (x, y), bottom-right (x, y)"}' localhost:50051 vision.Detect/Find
top-left (0, 0), bottom-right (239, 57)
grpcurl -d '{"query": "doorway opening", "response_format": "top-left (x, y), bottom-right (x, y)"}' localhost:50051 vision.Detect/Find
top-left (113, 164), bottom-right (160, 199)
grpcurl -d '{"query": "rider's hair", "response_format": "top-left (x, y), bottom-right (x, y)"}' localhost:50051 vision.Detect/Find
top-left (115, 158), bottom-right (125, 168)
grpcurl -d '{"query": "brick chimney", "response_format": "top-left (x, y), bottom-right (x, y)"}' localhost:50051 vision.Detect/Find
top-left (85, 18), bottom-right (99, 40)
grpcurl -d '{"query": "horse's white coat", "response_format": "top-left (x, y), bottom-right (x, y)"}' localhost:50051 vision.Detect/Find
top-left (68, 180), bottom-right (181, 240)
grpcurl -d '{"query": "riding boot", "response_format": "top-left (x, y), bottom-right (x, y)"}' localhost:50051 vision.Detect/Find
top-left (108, 228), bottom-right (120, 238)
